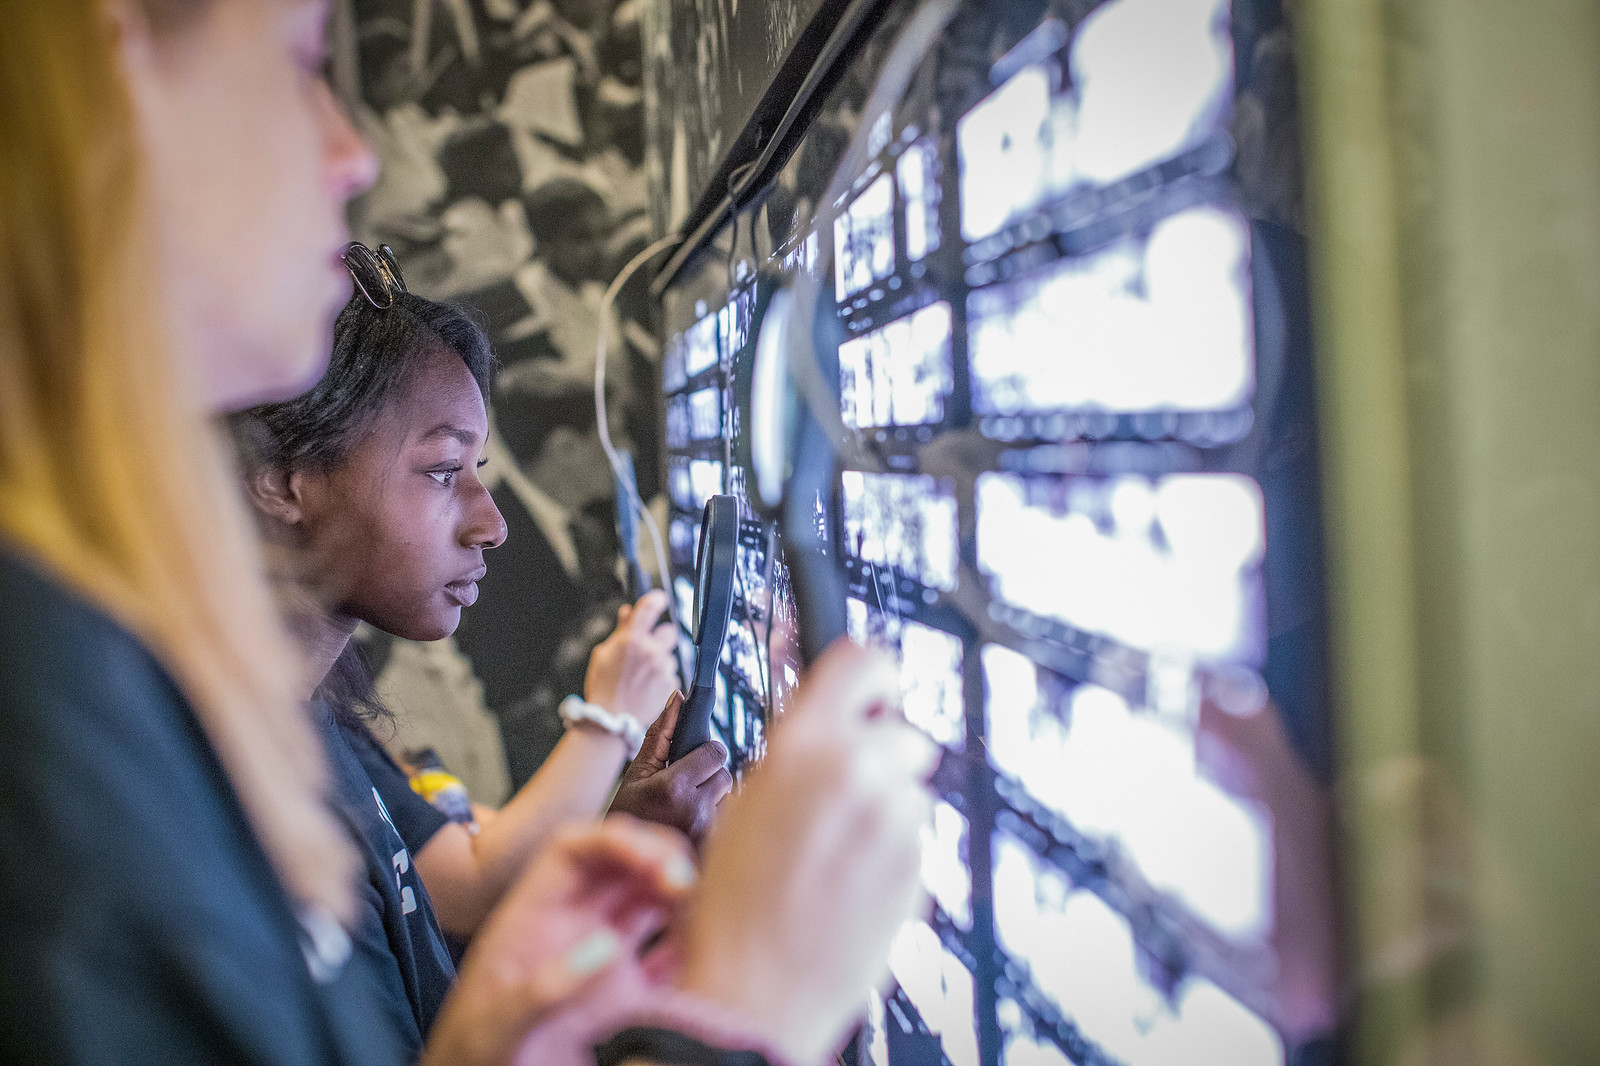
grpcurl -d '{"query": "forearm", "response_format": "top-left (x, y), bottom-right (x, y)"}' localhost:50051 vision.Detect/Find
top-left (452, 727), bottom-right (630, 932)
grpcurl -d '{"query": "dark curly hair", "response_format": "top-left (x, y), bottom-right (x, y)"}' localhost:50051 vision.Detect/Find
top-left (237, 288), bottom-right (495, 473)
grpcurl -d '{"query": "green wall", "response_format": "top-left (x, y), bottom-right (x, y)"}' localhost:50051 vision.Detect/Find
top-left (1298, 0), bottom-right (1600, 1061)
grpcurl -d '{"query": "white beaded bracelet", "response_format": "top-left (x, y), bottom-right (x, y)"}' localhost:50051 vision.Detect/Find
top-left (559, 695), bottom-right (647, 759)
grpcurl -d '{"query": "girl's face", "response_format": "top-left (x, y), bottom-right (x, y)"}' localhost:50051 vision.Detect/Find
top-left (292, 347), bottom-right (508, 641)
top-left (119, 0), bottom-right (377, 410)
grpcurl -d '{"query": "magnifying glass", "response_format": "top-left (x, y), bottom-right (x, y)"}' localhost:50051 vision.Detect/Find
top-left (667, 493), bottom-right (739, 762)
top-left (745, 282), bottom-right (848, 664)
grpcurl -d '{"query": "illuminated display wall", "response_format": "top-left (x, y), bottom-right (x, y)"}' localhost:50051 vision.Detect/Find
top-left (653, 0), bottom-right (1333, 1063)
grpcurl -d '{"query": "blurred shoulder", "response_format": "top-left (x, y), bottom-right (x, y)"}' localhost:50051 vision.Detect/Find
top-left (0, 548), bottom-right (180, 723)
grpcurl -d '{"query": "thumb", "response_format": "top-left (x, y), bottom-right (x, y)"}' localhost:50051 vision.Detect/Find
top-left (629, 690), bottom-right (681, 776)
top-left (442, 927), bottom-right (624, 1066)
top-left (516, 926), bottom-right (625, 1027)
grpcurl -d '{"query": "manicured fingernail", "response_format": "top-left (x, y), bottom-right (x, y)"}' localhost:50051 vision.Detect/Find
top-left (565, 929), bottom-right (620, 978)
top-left (663, 853), bottom-right (698, 891)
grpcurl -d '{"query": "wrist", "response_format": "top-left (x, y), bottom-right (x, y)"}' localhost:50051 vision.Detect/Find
top-left (560, 695), bottom-right (647, 758)
top-left (588, 687), bottom-right (657, 732)
top-left (596, 1028), bottom-right (771, 1066)
top-left (563, 719), bottom-right (631, 756)
top-left (676, 967), bottom-right (820, 1066)
top-left (609, 991), bottom-right (810, 1066)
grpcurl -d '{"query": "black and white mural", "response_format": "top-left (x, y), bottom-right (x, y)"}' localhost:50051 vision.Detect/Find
top-left (640, 0), bottom-right (827, 233)
top-left (332, 0), bottom-right (664, 798)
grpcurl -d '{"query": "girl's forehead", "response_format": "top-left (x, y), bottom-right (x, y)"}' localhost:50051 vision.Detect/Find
top-left (391, 348), bottom-right (489, 442)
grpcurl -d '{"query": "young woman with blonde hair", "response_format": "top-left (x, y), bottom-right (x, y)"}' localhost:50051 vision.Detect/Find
top-left (0, 2), bottom-right (935, 1064)
top-left (0, 0), bottom-right (400, 1057)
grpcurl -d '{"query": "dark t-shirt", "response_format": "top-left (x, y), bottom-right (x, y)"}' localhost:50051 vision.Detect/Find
top-left (315, 705), bottom-right (455, 1059)
top-left (0, 549), bottom-right (402, 1066)
top-left (341, 717), bottom-right (451, 864)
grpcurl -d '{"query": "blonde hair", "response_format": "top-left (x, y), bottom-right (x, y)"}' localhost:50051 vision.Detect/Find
top-left (0, 0), bottom-right (356, 922)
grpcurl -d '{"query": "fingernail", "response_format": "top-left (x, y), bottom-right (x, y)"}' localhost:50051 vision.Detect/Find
top-left (565, 929), bottom-right (621, 978)
top-left (662, 853), bottom-right (697, 891)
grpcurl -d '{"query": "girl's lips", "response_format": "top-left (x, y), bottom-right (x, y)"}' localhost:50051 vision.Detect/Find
top-left (444, 579), bottom-right (480, 607)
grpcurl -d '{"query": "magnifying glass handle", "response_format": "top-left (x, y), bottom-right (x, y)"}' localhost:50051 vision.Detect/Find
top-left (789, 543), bottom-right (848, 664)
top-left (667, 682), bottom-right (718, 763)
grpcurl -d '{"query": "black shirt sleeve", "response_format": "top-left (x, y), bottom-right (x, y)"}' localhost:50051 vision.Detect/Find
top-left (317, 707), bottom-right (457, 1055)
top-left (340, 721), bottom-right (452, 854)
top-left (0, 551), bottom-right (401, 1066)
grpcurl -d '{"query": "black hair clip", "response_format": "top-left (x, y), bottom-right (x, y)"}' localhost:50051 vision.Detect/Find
top-left (342, 242), bottom-right (407, 309)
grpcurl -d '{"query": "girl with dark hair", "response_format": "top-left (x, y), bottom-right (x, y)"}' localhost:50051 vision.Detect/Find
top-left (233, 248), bottom-right (732, 1058)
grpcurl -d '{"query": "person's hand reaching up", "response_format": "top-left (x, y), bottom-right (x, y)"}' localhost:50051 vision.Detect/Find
top-left (585, 590), bottom-right (681, 732)
top-left (672, 640), bottom-right (938, 1065)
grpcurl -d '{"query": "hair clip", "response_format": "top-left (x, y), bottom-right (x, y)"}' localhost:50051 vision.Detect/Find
top-left (342, 241), bottom-right (408, 309)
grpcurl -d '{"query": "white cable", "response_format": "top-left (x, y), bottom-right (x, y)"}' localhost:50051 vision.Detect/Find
top-left (596, 234), bottom-right (685, 670)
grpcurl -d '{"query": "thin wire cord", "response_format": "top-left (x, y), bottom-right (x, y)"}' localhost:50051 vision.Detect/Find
top-left (596, 234), bottom-right (684, 663)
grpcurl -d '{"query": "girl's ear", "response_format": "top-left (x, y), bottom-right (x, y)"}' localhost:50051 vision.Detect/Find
top-left (245, 466), bottom-right (306, 527)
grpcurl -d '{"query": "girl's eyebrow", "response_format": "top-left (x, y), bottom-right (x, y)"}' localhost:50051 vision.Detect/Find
top-left (417, 424), bottom-right (480, 447)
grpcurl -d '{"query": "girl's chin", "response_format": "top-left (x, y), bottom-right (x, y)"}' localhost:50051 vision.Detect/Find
top-left (427, 608), bottom-right (463, 641)
top-left (388, 608), bottom-right (460, 645)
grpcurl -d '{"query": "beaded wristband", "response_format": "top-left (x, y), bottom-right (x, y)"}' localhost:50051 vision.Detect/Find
top-left (559, 695), bottom-right (647, 759)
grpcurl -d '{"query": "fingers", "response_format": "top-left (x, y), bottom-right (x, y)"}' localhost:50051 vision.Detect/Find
top-left (553, 817), bottom-right (698, 902)
top-left (789, 639), bottom-right (903, 733)
top-left (673, 739), bottom-right (730, 784)
top-left (649, 617), bottom-right (682, 652)
top-left (612, 734), bottom-right (733, 840)
top-left (689, 766), bottom-right (735, 843)
top-left (705, 766), bottom-right (734, 806)
top-left (522, 927), bottom-right (626, 1013)
top-left (785, 641), bottom-right (940, 791)
top-left (629, 691), bottom-right (682, 775)
top-left (437, 819), bottom-right (699, 1066)
top-left (589, 592), bottom-right (681, 725)
top-left (638, 935), bottom-right (685, 986)
top-left (858, 714), bottom-right (941, 785)
top-left (427, 934), bottom-right (626, 1066)
top-left (627, 589), bottom-right (671, 637)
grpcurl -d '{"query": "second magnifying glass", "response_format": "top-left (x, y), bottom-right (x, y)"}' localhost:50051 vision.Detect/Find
top-left (667, 494), bottom-right (739, 763)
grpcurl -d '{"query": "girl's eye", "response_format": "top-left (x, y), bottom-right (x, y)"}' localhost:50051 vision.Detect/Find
top-left (429, 468), bottom-right (460, 487)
